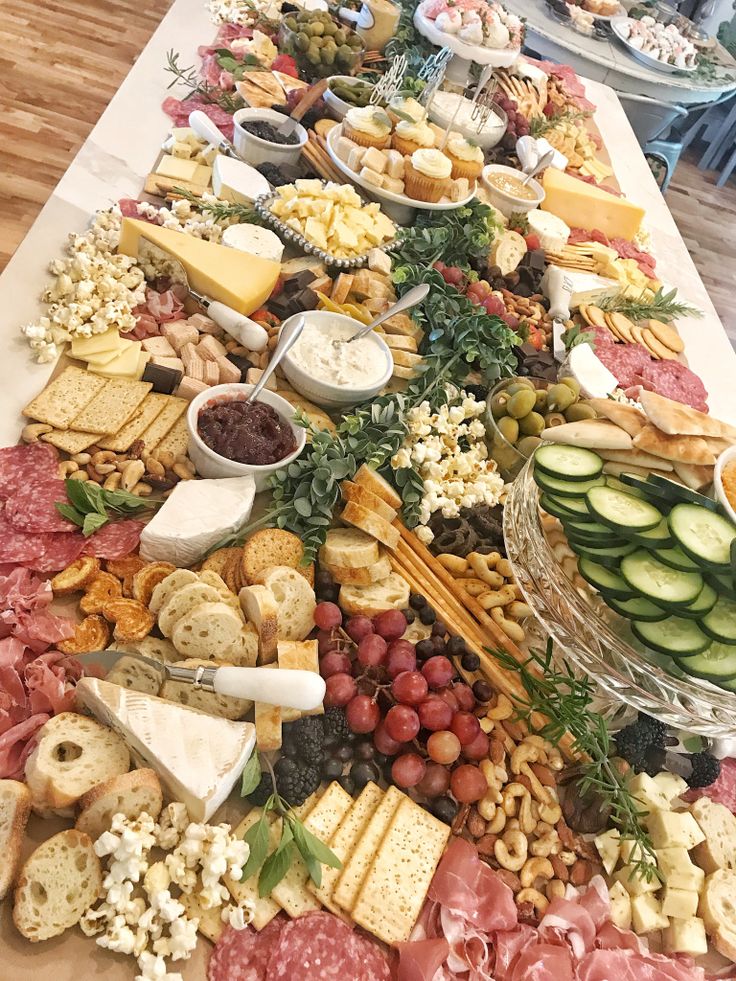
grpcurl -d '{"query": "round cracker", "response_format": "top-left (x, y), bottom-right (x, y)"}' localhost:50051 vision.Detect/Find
top-left (578, 303), bottom-right (591, 324)
top-left (585, 305), bottom-right (607, 328)
top-left (646, 318), bottom-right (684, 354)
top-left (609, 312), bottom-right (635, 343)
top-left (642, 328), bottom-right (679, 360)
top-left (603, 312), bottom-right (623, 341)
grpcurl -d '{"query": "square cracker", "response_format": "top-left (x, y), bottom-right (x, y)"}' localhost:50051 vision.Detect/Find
top-left (70, 378), bottom-right (152, 435)
top-left (98, 392), bottom-right (170, 451)
top-left (155, 413), bottom-right (189, 456)
top-left (139, 398), bottom-right (187, 450)
top-left (23, 366), bottom-right (106, 429)
top-left (42, 428), bottom-right (100, 453)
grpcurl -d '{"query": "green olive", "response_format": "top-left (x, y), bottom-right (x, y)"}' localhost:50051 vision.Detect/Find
top-left (490, 392), bottom-right (510, 418)
top-left (560, 375), bottom-right (581, 397)
top-left (337, 44), bottom-right (353, 63)
top-left (506, 389), bottom-right (537, 420)
top-left (507, 378), bottom-right (535, 393)
top-left (323, 21), bottom-right (337, 34)
top-left (334, 28), bottom-right (346, 45)
top-left (534, 389), bottom-right (548, 410)
top-left (285, 16), bottom-right (298, 30)
top-left (544, 411), bottom-right (567, 428)
top-left (564, 403), bottom-right (597, 422)
top-left (306, 46), bottom-right (321, 64)
top-left (492, 445), bottom-right (521, 471)
top-left (296, 31), bottom-right (310, 50)
top-left (312, 35), bottom-right (324, 47)
top-left (322, 47), bottom-right (335, 64)
top-left (546, 383), bottom-right (577, 412)
top-left (518, 411), bottom-right (545, 437)
top-left (310, 21), bottom-right (325, 35)
top-left (497, 416), bottom-right (519, 445)
top-left (348, 33), bottom-right (363, 46)
top-left (517, 435), bottom-right (543, 457)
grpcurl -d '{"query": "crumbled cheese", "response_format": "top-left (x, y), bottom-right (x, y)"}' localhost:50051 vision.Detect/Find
top-left (207, 0), bottom-right (280, 26)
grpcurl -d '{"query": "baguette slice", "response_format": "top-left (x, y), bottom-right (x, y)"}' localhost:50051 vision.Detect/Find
top-left (75, 768), bottom-right (163, 839)
top-left (353, 464), bottom-right (402, 509)
top-left (160, 658), bottom-right (253, 720)
top-left (170, 601), bottom-right (243, 660)
top-left (256, 566), bottom-right (316, 642)
top-left (158, 582), bottom-right (222, 637)
top-left (690, 798), bottom-right (736, 874)
top-left (0, 780), bottom-right (32, 900)
top-left (320, 528), bottom-right (380, 570)
top-left (340, 502), bottom-right (400, 550)
top-left (339, 573), bottom-right (410, 617)
top-left (239, 584), bottom-right (279, 663)
top-left (149, 569), bottom-right (199, 614)
top-left (341, 480), bottom-right (397, 523)
top-left (13, 829), bottom-right (102, 941)
top-left (25, 713), bottom-right (130, 811)
top-left (326, 553), bottom-right (392, 586)
top-left (699, 869), bottom-right (736, 960)
top-left (105, 654), bottom-right (162, 695)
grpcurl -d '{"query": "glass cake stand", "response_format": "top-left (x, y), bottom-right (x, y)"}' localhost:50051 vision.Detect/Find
top-left (503, 458), bottom-right (736, 737)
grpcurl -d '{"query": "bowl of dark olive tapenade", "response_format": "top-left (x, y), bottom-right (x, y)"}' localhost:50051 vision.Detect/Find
top-left (233, 108), bottom-right (308, 168)
top-left (187, 383), bottom-right (306, 490)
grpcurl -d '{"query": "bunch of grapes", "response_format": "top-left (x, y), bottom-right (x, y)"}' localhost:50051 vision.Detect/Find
top-left (494, 93), bottom-right (530, 151)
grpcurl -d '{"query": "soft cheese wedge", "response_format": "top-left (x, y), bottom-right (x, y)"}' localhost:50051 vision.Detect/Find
top-left (75, 678), bottom-right (256, 822)
top-left (118, 218), bottom-right (281, 316)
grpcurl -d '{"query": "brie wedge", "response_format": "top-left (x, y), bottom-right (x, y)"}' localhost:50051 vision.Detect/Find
top-left (76, 678), bottom-right (256, 822)
top-left (139, 475), bottom-right (256, 567)
top-left (213, 155), bottom-right (270, 205)
top-left (527, 210), bottom-right (571, 253)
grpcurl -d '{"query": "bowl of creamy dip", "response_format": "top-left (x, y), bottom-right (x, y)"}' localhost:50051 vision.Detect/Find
top-left (428, 91), bottom-right (507, 149)
top-left (279, 311), bottom-right (394, 408)
top-left (481, 164), bottom-right (545, 217)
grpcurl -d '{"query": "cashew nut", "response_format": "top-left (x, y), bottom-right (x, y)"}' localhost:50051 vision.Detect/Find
top-left (156, 450), bottom-right (175, 470)
top-left (71, 452), bottom-right (92, 465)
top-left (173, 462), bottom-right (194, 481)
top-left (531, 830), bottom-right (560, 858)
top-left (103, 471), bottom-right (122, 491)
top-left (146, 458), bottom-right (165, 478)
top-left (559, 850), bottom-right (577, 866)
top-left (520, 857), bottom-right (554, 890)
top-left (511, 742), bottom-right (547, 774)
top-left (502, 782), bottom-right (529, 817)
top-left (538, 802), bottom-right (562, 825)
top-left (21, 423), bottom-right (53, 443)
top-left (91, 450), bottom-right (117, 468)
top-left (486, 807), bottom-right (507, 834)
top-left (68, 469), bottom-right (89, 481)
top-left (516, 888), bottom-right (549, 914)
top-left (546, 879), bottom-right (566, 901)
top-left (494, 829), bottom-right (528, 872)
top-left (58, 461), bottom-right (79, 478)
top-left (121, 459), bottom-right (145, 492)
top-left (486, 693), bottom-right (513, 721)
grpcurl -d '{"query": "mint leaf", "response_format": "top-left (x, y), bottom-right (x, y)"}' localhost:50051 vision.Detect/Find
top-left (55, 502), bottom-right (85, 528)
top-left (64, 478), bottom-right (100, 514)
top-left (240, 752), bottom-right (262, 797)
top-left (82, 512), bottom-right (108, 537)
top-left (289, 815), bottom-right (342, 878)
top-left (258, 822), bottom-right (294, 896)
top-left (240, 809), bottom-right (271, 883)
top-left (102, 487), bottom-right (155, 513)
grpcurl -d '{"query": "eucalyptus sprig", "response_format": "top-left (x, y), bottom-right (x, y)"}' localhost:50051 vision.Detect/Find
top-left (597, 286), bottom-right (702, 324)
top-left (390, 199), bottom-right (503, 271)
top-left (55, 479), bottom-right (160, 537)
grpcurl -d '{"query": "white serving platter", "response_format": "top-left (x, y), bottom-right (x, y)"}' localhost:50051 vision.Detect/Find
top-left (610, 16), bottom-right (698, 74)
top-left (413, 8), bottom-right (520, 67)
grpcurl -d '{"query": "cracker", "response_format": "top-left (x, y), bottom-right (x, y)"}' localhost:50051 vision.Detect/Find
top-left (642, 328), bottom-right (677, 361)
top-left (200, 547), bottom-right (242, 581)
top-left (645, 318), bottom-right (684, 354)
top-left (585, 306), bottom-right (607, 329)
top-left (578, 303), bottom-right (590, 324)
top-left (603, 313), bottom-right (622, 341)
top-left (629, 323), bottom-right (647, 349)
top-left (71, 378), bottom-right (152, 435)
top-left (609, 312), bottom-right (635, 343)
top-left (155, 414), bottom-right (190, 456)
top-left (98, 393), bottom-right (170, 451)
top-left (225, 810), bottom-right (282, 930)
top-left (41, 428), bottom-right (100, 453)
top-left (23, 366), bottom-right (106, 429)
top-left (139, 397), bottom-right (187, 450)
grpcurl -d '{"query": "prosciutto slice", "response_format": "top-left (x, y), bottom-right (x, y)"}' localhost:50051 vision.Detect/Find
top-left (0, 713), bottom-right (50, 780)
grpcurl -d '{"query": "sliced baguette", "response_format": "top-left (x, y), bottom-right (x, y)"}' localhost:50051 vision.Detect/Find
top-left (105, 654), bottom-right (162, 695)
top-left (170, 601), bottom-right (243, 660)
top-left (158, 582), bottom-right (223, 637)
top-left (75, 768), bottom-right (163, 839)
top-left (149, 568), bottom-right (199, 614)
top-left (690, 798), bottom-right (736, 874)
top-left (221, 622), bottom-right (259, 667)
top-left (341, 480), bottom-right (397, 523)
top-left (326, 553), bottom-right (392, 586)
top-left (0, 780), bottom-right (32, 900)
top-left (160, 658), bottom-right (253, 720)
top-left (699, 869), bottom-right (736, 960)
top-left (353, 464), bottom-right (402, 509)
top-left (239, 584), bottom-right (279, 663)
top-left (25, 713), bottom-right (130, 812)
top-left (256, 566), bottom-right (316, 642)
top-left (13, 829), bottom-right (102, 941)
top-left (115, 636), bottom-right (180, 663)
top-left (320, 528), bottom-right (380, 570)
top-left (339, 573), bottom-right (410, 617)
top-left (340, 502), bottom-right (400, 550)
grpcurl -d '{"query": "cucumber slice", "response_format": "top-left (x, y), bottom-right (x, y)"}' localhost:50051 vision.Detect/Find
top-left (619, 473), bottom-right (673, 508)
top-left (620, 550), bottom-right (703, 607)
top-left (652, 546), bottom-right (700, 573)
top-left (669, 503), bottom-right (736, 569)
top-left (540, 494), bottom-right (579, 523)
top-left (631, 519), bottom-right (674, 548)
top-left (677, 642), bottom-right (736, 682)
top-left (534, 470), bottom-right (606, 499)
top-left (535, 445), bottom-right (603, 482)
top-left (548, 495), bottom-right (592, 519)
top-left (578, 558), bottom-right (634, 599)
top-left (704, 571), bottom-right (736, 601)
top-left (605, 476), bottom-right (646, 500)
top-left (586, 486), bottom-right (662, 533)
top-left (565, 528), bottom-right (626, 550)
top-left (701, 596), bottom-right (736, 644)
top-left (605, 594), bottom-right (668, 622)
top-left (565, 519), bottom-right (616, 539)
top-left (647, 474), bottom-right (719, 512)
top-left (574, 541), bottom-right (637, 569)
top-left (632, 617), bottom-right (710, 656)
top-left (658, 583), bottom-right (718, 620)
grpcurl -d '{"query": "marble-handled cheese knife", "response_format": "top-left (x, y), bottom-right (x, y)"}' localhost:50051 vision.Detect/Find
top-left (75, 650), bottom-right (326, 711)
top-left (189, 109), bottom-right (243, 160)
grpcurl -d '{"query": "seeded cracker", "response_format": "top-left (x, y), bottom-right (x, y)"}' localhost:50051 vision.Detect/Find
top-left (98, 392), bottom-right (170, 451)
top-left (70, 378), bottom-right (152, 435)
top-left (23, 366), bottom-right (106, 429)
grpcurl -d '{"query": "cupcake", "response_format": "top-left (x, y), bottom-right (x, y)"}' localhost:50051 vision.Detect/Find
top-left (445, 134), bottom-right (484, 181)
top-left (387, 95), bottom-right (428, 126)
top-left (343, 106), bottom-right (392, 150)
top-left (392, 119), bottom-right (436, 157)
top-left (404, 148), bottom-right (452, 203)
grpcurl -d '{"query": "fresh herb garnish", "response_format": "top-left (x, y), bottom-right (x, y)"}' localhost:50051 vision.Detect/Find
top-left (172, 187), bottom-right (264, 226)
top-left (164, 49), bottom-right (243, 114)
top-left (563, 322), bottom-right (596, 350)
top-left (55, 479), bottom-right (159, 537)
top-left (529, 108), bottom-right (591, 138)
top-left (389, 198), bottom-right (503, 270)
top-left (597, 286), bottom-right (702, 324)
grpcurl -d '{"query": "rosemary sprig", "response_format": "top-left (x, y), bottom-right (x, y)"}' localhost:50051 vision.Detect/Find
top-left (488, 640), bottom-right (661, 882)
top-left (164, 48), bottom-right (242, 114)
top-left (597, 286), bottom-right (702, 324)
top-left (529, 108), bottom-right (591, 138)
top-left (172, 188), bottom-right (264, 225)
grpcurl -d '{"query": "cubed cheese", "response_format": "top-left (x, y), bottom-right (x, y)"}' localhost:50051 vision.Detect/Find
top-left (615, 863), bottom-right (660, 896)
top-left (653, 772), bottom-right (689, 803)
top-left (594, 829), bottom-right (621, 875)
top-left (628, 772), bottom-right (673, 814)
top-left (609, 880), bottom-right (632, 930)
top-left (660, 886), bottom-right (699, 919)
top-left (647, 810), bottom-right (706, 851)
top-left (621, 838), bottom-right (649, 866)
top-left (155, 154), bottom-right (200, 182)
top-left (663, 916), bottom-right (708, 956)
top-left (656, 848), bottom-right (705, 892)
top-left (631, 893), bottom-right (669, 934)
top-left (541, 167), bottom-right (645, 240)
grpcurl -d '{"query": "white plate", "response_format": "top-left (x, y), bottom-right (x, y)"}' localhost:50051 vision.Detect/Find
top-left (413, 8), bottom-right (520, 68)
top-left (610, 16), bottom-right (697, 74)
top-left (325, 125), bottom-right (476, 225)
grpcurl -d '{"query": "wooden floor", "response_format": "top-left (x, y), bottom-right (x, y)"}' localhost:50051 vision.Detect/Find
top-left (0, 0), bottom-right (734, 350)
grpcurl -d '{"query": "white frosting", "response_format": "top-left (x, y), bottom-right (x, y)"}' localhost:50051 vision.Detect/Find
top-left (411, 148), bottom-right (452, 179)
top-left (289, 318), bottom-right (389, 387)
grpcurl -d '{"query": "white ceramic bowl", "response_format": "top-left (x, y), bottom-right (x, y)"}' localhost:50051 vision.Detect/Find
top-left (187, 383), bottom-right (306, 491)
top-left (278, 311), bottom-right (394, 408)
top-left (232, 108), bottom-right (308, 168)
top-left (324, 76), bottom-right (375, 120)
top-left (427, 93), bottom-right (507, 150)
top-left (714, 445), bottom-right (736, 525)
top-left (481, 164), bottom-right (545, 217)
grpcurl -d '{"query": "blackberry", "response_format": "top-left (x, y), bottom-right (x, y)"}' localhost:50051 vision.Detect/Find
top-left (464, 383), bottom-right (489, 402)
top-left (246, 771), bottom-right (275, 807)
top-left (274, 757), bottom-right (321, 806)
top-left (284, 716), bottom-right (324, 766)
top-left (686, 752), bottom-right (721, 789)
top-left (323, 706), bottom-right (350, 745)
top-left (637, 714), bottom-right (668, 745)
top-left (615, 714), bottom-right (667, 771)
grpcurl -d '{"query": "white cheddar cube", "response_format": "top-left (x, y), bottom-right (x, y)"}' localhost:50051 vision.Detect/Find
top-left (628, 772), bottom-right (673, 814)
top-left (171, 140), bottom-right (194, 159)
top-left (621, 838), bottom-right (649, 866)
top-left (631, 893), bottom-right (669, 934)
top-left (663, 916), bottom-right (708, 956)
top-left (660, 886), bottom-right (699, 919)
top-left (614, 863), bottom-right (660, 896)
top-left (653, 771), bottom-right (689, 803)
top-left (655, 848), bottom-right (705, 892)
top-left (609, 880), bottom-right (632, 930)
top-left (594, 829), bottom-right (621, 875)
top-left (647, 810), bottom-right (706, 850)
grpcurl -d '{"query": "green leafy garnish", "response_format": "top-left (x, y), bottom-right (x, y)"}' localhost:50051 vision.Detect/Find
top-left (240, 751), bottom-right (263, 797)
top-left (597, 286), bottom-right (702, 324)
top-left (172, 187), bottom-right (265, 226)
top-left (55, 479), bottom-right (159, 537)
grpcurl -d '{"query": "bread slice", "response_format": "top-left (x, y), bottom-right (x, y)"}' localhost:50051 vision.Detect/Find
top-left (149, 568), bottom-right (199, 614)
top-left (0, 780), bottom-right (32, 900)
top-left (257, 566), bottom-right (316, 642)
top-left (353, 464), bottom-right (401, 509)
top-left (105, 654), bottom-right (163, 695)
top-left (326, 553), bottom-right (392, 586)
top-left (221, 622), bottom-right (259, 667)
top-left (239, 584), bottom-right (279, 663)
top-left (699, 868), bottom-right (736, 960)
top-left (340, 502), bottom-right (400, 550)
top-left (160, 658), bottom-right (253, 720)
top-left (339, 573), bottom-right (410, 617)
top-left (24, 713), bottom-right (130, 811)
top-left (320, 528), bottom-right (380, 570)
top-left (75, 768), bottom-right (163, 839)
top-left (116, 636), bottom-right (180, 664)
top-left (13, 829), bottom-right (102, 941)
top-left (341, 481), bottom-right (397, 523)
top-left (690, 798), bottom-right (736, 874)
top-left (241, 528), bottom-right (312, 586)
top-left (170, 601), bottom-right (243, 660)
top-left (158, 582), bottom-right (223, 637)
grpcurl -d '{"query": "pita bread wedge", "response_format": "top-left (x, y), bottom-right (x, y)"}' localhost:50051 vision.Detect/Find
top-left (273, 71), bottom-right (310, 95)
top-left (633, 425), bottom-right (716, 466)
top-left (704, 436), bottom-right (736, 456)
top-left (673, 461), bottom-right (714, 492)
top-left (540, 419), bottom-right (632, 451)
top-left (602, 462), bottom-right (679, 480)
top-left (598, 449), bottom-right (673, 471)
top-left (639, 391), bottom-right (736, 440)
top-left (586, 399), bottom-right (646, 438)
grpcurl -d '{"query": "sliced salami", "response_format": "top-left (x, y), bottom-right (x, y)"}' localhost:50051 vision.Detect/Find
top-left (638, 361), bottom-right (708, 412)
top-left (0, 512), bottom-right (84, 572)
top-left (81, 520), bottom-right (144, 560)
top-left (208, 915), bottom-right (287, 981)
top-left (0, 444), bottom-right (58, 500)
top-left (266, 911), bottom-right (389, 981)
top-left (353, 931), bottom-right (393, 981)
top-left (5, 478), bottom-right (74, 534)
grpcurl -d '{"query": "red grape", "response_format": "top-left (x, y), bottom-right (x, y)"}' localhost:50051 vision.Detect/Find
top-left (427, 730), bottom-right (461, 765)
top-left (450, 765), bottom-right (488, 803)
top-left (320, 651), bottom-right (352, 679)
top-left (346, 616), bottom-right (373, 642)
top-left (384, 704), bottom-right (420, 742)
top-left (392, 670), bottom-right (428, 706)
top-left (373, 609), bottom-right (407, 641)
top-left (437, 688), bottom-right (460, 712)
top-left (324, 672), bottom-right (357, 707)
top-left (386, 640), bottom-right (416, 679)
top-left (462, 730), bottom-right (490, 762)
top-left (451, 683), bottom-right (476, 712)
top-left (441, 266), bottom-right (464, 286)
top-left (357, 633), bottom-right (388, 668)
top-left (391, 753), bottom-right (426, 788)
top-left (450, 711), bottom-right (482, 746)
top-left (373, 719), bottom-right (403, 756)
top-left (418, 696), bottom-right (453, 732)
top-left (422, 656), bottom-right (454, 690)
top-left (317, 630), bottom-right (337, 655)
top-left (416, 762), bottom-right (451, 798)
top-left (314, 601), bottom-right (342, 630)
top-left (346, 694), bottom-right (380, 734)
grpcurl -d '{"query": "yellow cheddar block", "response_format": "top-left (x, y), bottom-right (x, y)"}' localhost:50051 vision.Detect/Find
top-left (155, 153), bottom-right (200, 182)
top-left (83, 338), bottom-right (135, 367)
top-left (118, 218), bottom-right (281, 316)
top-left (541, 168), bottom-right (645, 241)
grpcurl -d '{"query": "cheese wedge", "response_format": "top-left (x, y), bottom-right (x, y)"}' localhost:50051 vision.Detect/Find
top-left (118, 219), bottom-right (280, 316)
top-left (541, 168), bottom-right (645, 241)
top-left (87, 342), bottom-right (145, 379)
top-left (75, 678), bottom-right (256, 822)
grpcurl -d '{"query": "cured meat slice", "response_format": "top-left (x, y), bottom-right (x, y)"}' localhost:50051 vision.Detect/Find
top-left (266, 912), bottom-right (391, 981)
top-left (5, 478), bottom-right (73, 534)
top-left (81, 520), bottom-right (144, 560)
top-left (208, 916), bottom-right (286, 981)
top-left (0, 444), bottom-right (58, 499)
top-left (593, 342), bottom-right (651, 389)
top-left (352, 931), bottom-right (393, 981)
top-left (0, 713), bottom-right (50, 780)
top-left (637, 361), bottom-right (708, 413)
top-left (684, 756), bottom-right (736, 813)
top-left (509, 942), bottom-right (575, 981)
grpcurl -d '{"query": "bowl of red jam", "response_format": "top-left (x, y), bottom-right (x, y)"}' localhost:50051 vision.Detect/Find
top-left (187, 384), bottom-right (306, 489)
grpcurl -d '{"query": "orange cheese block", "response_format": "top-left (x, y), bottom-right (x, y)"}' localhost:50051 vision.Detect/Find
top-left (118, 218), bottom-right (281, 316)
top-left (540, 168), bottom-right (645, 242)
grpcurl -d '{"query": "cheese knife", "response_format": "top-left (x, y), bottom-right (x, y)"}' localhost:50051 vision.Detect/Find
top-left (75, 650), bottom-right (326, 711)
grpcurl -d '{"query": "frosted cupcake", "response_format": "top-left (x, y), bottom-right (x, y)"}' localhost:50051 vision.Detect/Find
top-left (392, 119), bottom-right (436, 157)
top-left (387, 95), bottom-right (428, 126)
top-left (343, 106), bottom-right (392, 150)
top-left (404, 148), bottom-right (452, 203)
top-left (445, 134), bottom-right (484, 181)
